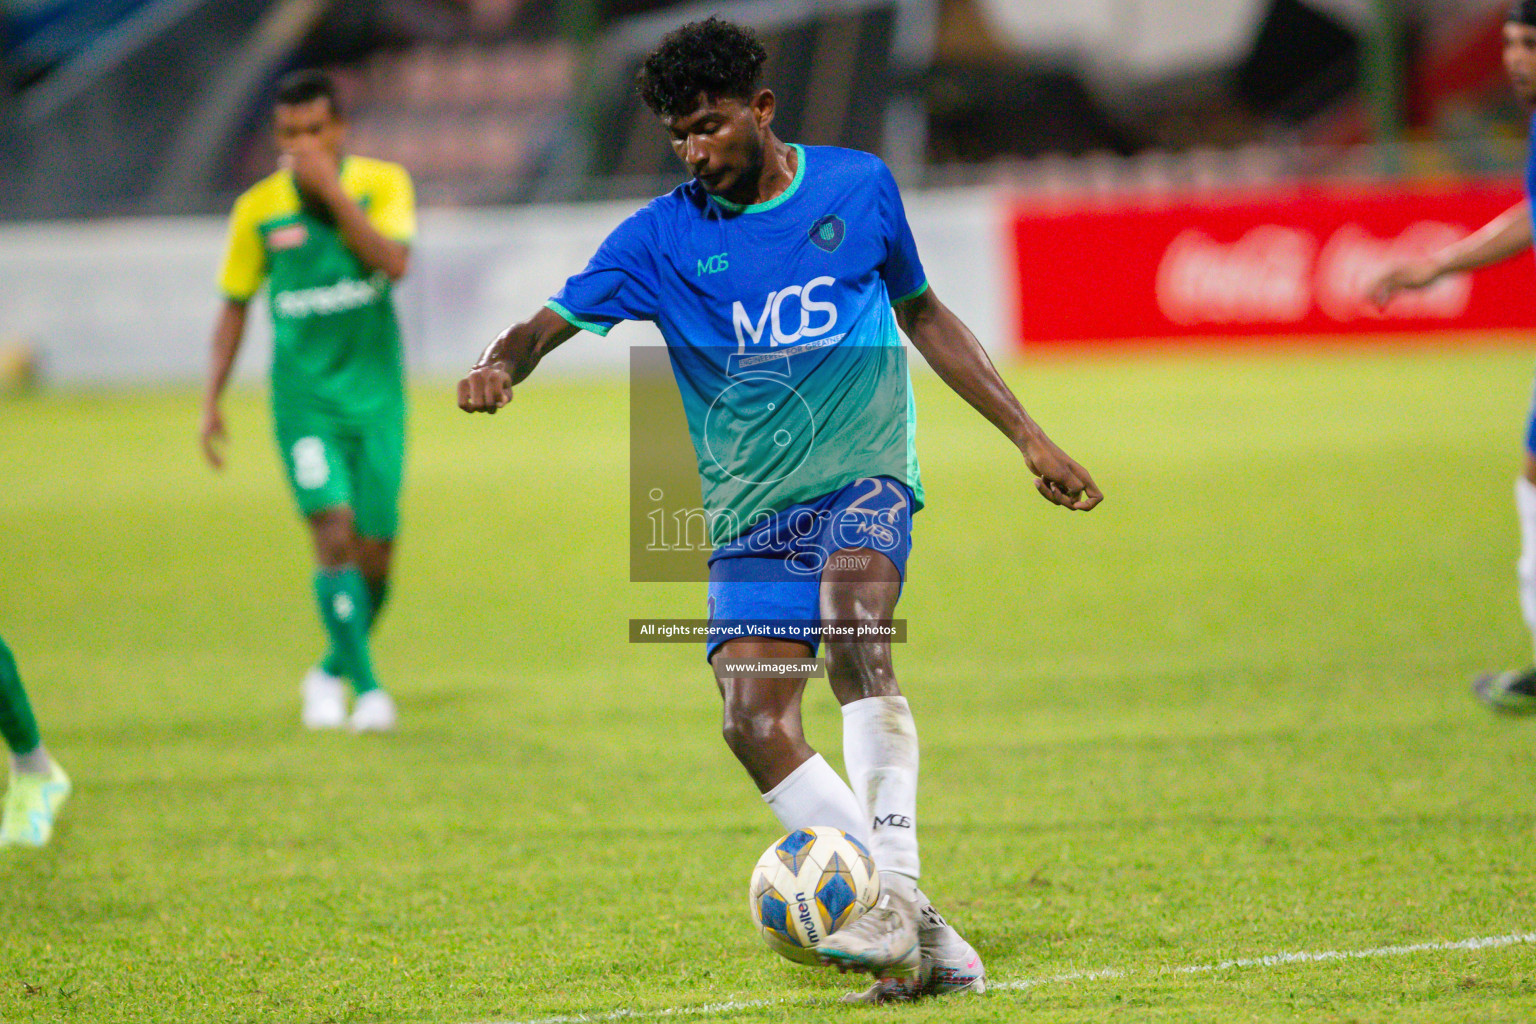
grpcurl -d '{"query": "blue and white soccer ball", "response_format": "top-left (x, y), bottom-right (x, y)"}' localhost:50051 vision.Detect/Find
top-left (748, 826), bottom-right (881, 965)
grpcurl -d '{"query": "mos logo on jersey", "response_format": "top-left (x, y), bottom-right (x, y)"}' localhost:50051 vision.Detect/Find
top-left (697, 251), bottom-right (729, 276)
top-left (809, 214), bottom-right (845, 253)
top-left (731, 276), bottom-right (837, 348)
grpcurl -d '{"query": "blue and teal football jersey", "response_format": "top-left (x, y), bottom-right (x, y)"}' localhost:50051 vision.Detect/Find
top-left (547, 144), bottom-right (927, 545)
top-left (1527, 112), bottom-right (1536, 215)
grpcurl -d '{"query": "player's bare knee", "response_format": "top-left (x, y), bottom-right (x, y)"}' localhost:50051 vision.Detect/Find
top-left (308, 508), bottom-right (357, 567)
top-left (355, 537), bottom-right (393, 581)
top-left (826, 641), bottom-right (898, 701)
top-left (720, 709), bottom-right (771, 759)
top-left (720, 700), bottom-right (797, 759)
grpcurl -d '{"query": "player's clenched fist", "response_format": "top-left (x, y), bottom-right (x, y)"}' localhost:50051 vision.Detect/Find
top-left (458, 361), bottom-right (514, 413)
top-left (1365, 260), bottom-right (1440, 309)
top-left (1022, 436), bottom-right (1103, 512)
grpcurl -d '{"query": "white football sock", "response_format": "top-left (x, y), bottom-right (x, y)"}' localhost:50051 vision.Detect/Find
top-left (1516, 477), bottom-right (1536, 661)
top-left (842, 695), bottom-right (921, 881)
top-left (761, 752), bottom-right (870, 846)
top-left (11, 745), bottom-right (50, 775)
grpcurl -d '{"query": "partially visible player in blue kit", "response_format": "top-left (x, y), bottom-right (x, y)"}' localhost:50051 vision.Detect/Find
top-left (1371, 2), bottom-right (1536, 715)
top-left (458, 18), bottom-right (1102, 1000)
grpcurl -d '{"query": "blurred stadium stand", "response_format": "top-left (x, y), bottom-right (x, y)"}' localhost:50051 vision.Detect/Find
top-left (4, 0), bottom-right (1535, 387)
top-left (5, 0), bottom-right (160, 88)
top-left (0, 0), bottom-right (1532, 220)
top-left (530, 0), bottom-right (926, 203)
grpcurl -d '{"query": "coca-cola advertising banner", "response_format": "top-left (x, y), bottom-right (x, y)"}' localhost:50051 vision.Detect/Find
top-left (1010, 184), bottom-right (1536, 345)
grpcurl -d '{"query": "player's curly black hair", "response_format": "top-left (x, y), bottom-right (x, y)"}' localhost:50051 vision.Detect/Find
top-left (636, 17), bottom-right (767, 119)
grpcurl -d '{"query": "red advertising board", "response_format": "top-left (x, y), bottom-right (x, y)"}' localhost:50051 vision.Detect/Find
top-left (1010, 183), bottom-right (1536, 346)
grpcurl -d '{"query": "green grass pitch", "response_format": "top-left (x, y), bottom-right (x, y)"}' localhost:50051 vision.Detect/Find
top-left (1, 344), bottom-right (1534, 1023)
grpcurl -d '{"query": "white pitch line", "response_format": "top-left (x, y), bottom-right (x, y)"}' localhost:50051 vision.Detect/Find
top-left (470, 998), bottom-right (774, 1024)
top-left (990, 930), bottom-right (1536, 991)
top-left (476, 930), bottom-right (1535, 1024)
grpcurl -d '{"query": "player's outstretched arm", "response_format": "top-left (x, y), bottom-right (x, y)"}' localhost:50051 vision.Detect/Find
top-left (894, 286), bottom-right (1102, 511)
top-left (200, 299), bottom-right (249, 469)
top-left (1369, 200), bottom-right (1532, 307)
top-left (458, 307), bottom-right (580, 414)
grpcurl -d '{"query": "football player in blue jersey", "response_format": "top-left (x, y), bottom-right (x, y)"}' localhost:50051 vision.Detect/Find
top-left (1370, 3), bottom-right (1536, 716)
top-left (459, 17), bottom-right (1102, 1000)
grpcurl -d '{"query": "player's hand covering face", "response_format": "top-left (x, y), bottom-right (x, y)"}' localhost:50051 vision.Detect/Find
top-left (284, 149), bottom-right (342, 199)
top-left (274, 97), bottom-right (345, 197)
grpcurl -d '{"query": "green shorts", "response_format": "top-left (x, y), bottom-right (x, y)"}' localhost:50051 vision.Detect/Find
top-left (274, 408), bottom-right (405, 539)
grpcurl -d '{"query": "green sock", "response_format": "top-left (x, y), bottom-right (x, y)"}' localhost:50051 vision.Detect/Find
top-left (320, 577), bottom-right (389, 678)
top-left (0, 635), bottom-right (42, 758)
top-left (317, 577), bottom-right (387, 681)
top-left (313, 567), bottom-right (378, 696)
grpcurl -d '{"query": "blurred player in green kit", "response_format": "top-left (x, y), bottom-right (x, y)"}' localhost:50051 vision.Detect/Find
top-left (0, 637), bottom-right (69, 847)
top-left (200, 70), bottom-right (414, 732)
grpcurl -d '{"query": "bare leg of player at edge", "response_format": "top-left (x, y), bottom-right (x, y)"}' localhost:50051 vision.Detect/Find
top-left (1476, 452), bottom-right (1536, 713)
top-left (713, 548), bottom-right (985, 1002)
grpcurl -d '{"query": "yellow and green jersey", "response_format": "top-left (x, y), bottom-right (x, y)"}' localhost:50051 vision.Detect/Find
top-left (218, 156), bottom-right (414, 421)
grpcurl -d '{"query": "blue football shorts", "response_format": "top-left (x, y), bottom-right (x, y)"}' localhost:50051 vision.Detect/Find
top-left (1526, 378), bottom-right (1536, 455)
top-left (705, 475), bottom-right (915, 661)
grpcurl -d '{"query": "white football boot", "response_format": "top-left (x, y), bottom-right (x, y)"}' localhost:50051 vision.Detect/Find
top-left (842, 894), bottom-right (987, 1004)
top-left (0, 761), bottom-right (71, 848)
top-left (818, 877), bottom-right (921, 979)
top-left (349, 689), bottom-right (397, 733)
top-left (300, 667), bottom-right (348, 730)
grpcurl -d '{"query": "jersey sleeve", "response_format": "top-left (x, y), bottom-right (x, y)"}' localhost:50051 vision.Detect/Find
top-left (874, 160), bottom-right (928, 305)
top-left (217, 192), bottom-right (266, 302)
top-left (366, 163), bottom-right (416, 243)
top-left (545, 208), bottom-right (662, 336)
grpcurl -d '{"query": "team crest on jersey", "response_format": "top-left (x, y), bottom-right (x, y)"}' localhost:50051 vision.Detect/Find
top-left (268, 223), bottom-right (308, 251)
top-left (808, 214), bottom-right (845, 253)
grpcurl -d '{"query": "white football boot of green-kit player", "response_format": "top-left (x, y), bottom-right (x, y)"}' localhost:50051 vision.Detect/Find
top-left (842, 894), bottom-right (988, 1003)
top-left (349, 688), bottom-right (397, 733)
top-left (0, 761), bottom-right (71, 848)
top-left (301, 667), bottom-right (349, 730)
